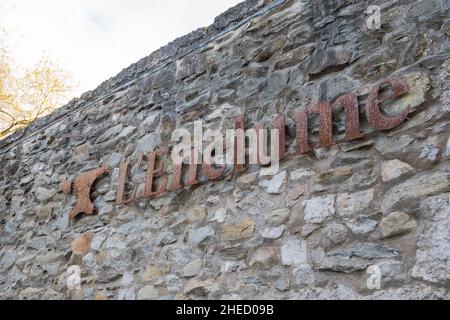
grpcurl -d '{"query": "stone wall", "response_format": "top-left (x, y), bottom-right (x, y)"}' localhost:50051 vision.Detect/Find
top-left (1, 0), bottom-right (449, 300)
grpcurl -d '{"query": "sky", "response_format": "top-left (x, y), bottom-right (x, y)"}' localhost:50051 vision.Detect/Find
top-left (0, 0), bottom-right (242, 101)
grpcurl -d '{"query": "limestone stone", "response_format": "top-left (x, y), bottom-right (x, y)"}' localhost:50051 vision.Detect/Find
top-left (137, 285), bottom-right (159, 300)
top-left (259, 171), bottom-right (287, 194)
top-left (342, 243), bottom-right (400, 259)
top-left (142, 264), bottom-right (170, 282)
top-left (387, 72), bottom-right (430, 115)
top-left (303, 195), bottom-right (336, 224)
top-left (164, 275), bottom-right (183, 293)
top-left (308, 45), bottom-right (351, 75)
top-left (90, 233), bottom-right (107, 251)
top-left (220, 260), bottom-right (247, 273)
top-left (94, 293), bottom-right (107, 300)
top-left (321, 223), bottom-right (349, 249)
top-left (281, 239), bottom-right (307, 266)
top-left (301, 224), bottom-right (320, 237)
top-left (11, 195), bottom-right (24, 211)
top-left (380, 212), bottom-right (417, 238)
top-left (290, 283), bottom-right (361, 300)
top-left (315, 167), bottom-right (352, 184)
top-left (183, 278), bottom-right (214, 295)
top-left (98, 202), bottom-right (114, 216)
top-left (28, 236), bottom-right (56, 250)
top-left (382, 173), bottom-right (450, 213)
top-left (103, 153), bottom-right (122, 168)
top-left (187, 207), bottom-right (207, 222)
top-left (286, 184), bottom-right (309, 204)
top-left (337, 189), bottom-right (374, 218)
top-left (97, 124), bottom-right (123, 142)
top-left (211, 207), bottom-right (226, 224)
top-left (182, 259), bottom-right (202, 278)
top-left (311, 248), bottom-right (325, 264)
top-left (289, 169), bottom-right (314, 182)
top-left (274, 43), bottom-right (314, 70)
top-left (0, 250), bottom-right (16, 270)
top-left (320, 243), bottom-right (400, 273)
top-left (418, 143), bottom-right (440, 162)
top-left (340, 139), bottom-right (375, 152)
top-left (376, 261), bottom-right (406, 286)
top-left (206, 195), bottom-right (220, 205)
top-left (18, 288), bottom-right (43, 300)
top-left (34, 187), bottom-right (57, 202)
top-left (156, 231), bottom-right (178, 246)
top-left (74, 143), bottom-right (91, 161)
top-left (71, 232), bottom-right (93, 255)
top-left (42, 289), bottom-right (64, 300)
top-left (149, 195), bottom-right (174, 210)
top-left (264, 208), bottom-right (290, 226)
top-left (293, 264), bottom-right (315, 287)
top-left (345, 217), bottom-right (378, 235)
top-left (104, 190), bottom-right (116, 202)
top-left (375, 135), bottom-right (414, 155)
top-left (133, 133), bottom-right (159, 156)
top-left (35, 251), bottom-right (64, 265)
top-left (221, 218), bottom-right (255, 241)
top-left (260, 225), bottom-right (285, 239)
top-left (381, 160), bottom-right (414, 182)
top-left (36, 203), bottom-right (53, 222)
top-left (274, 278), bottom-right (290, 292)
top-left (249, 246), bottom-right (279, 270)
top-left (118, 288), bottom-right (136, 300)
top-left (412, 194), bottom-right (450, 283)
top-left (366, 284), bottom-right (449, 300)
top-left (237, 172), bottom-right (258, 185)
top-left (319, 74), bottom-right (358, 103)
top-left (189, 226), bottom-right (216, 245)
top-left (118, 126), bottom-right (136, 139)
top-left (232, 188), bottom-right (244, 202)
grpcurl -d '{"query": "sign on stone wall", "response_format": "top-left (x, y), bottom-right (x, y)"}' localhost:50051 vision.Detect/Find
top-left (63, 77), bottom-right (410, 220)
top-left (1, 0), bottom-right (449, 301)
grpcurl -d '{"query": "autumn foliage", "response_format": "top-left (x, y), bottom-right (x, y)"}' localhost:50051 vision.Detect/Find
top-left (0, 35), bottom-right (73, 139)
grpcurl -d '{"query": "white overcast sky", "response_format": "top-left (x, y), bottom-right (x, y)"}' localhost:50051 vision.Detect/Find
top-left (1, 0), bottom-right (242, 101)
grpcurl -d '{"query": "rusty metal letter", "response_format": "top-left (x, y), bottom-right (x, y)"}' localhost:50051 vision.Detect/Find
top-left (65, 166), bottom-right (110, 220)
top-left (255, 122), bottom-right (271, 165)
top-left (168, 161), bottom-right (183, 192)
top-left (233, 114), bottom-right (246, 176)
top-left (185, 148), bottom-right (199, 187)
top-left (168, 148), bottom-right (199, 191)
top-left (332, 93), bottom-right (364, 141)
top-left (294, 109), bottom-right (311, 154)
top-left (139, 148), bottom-right (168, 198)
top-left (315, 102), bottom-right (336, 149)
top-left (366, 77), bottom-right (410, 130)
top-left (271, 115), bottom-right (286, 161)
top-left (202, 144), bottom-right (226, 180)
top-left (116, 160), bottom-right (136, 206)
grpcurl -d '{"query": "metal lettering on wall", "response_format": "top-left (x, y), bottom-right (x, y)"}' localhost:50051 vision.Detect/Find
top-left (63, 77), bottom-right (410, 220)
top-left (63, 166), bottom-right (110, 219)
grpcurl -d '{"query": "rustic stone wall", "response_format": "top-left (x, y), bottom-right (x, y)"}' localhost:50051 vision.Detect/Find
top-left (1, 0), bottom-right (449, 300)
